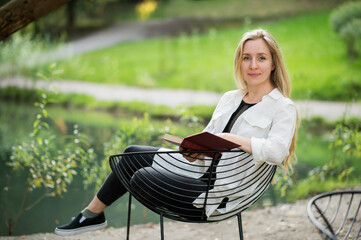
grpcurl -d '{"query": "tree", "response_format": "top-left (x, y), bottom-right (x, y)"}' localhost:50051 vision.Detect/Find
top-left (0, 0), bottom-right (71, 41)
top-left (330, 1), bottom-right (361, 59)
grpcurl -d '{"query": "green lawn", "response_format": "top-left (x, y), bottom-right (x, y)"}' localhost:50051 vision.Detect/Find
top-left (30, 11), bottom-right (361, 101)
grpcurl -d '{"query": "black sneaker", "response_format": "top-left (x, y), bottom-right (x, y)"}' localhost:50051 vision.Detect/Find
top-left (55, 212), bottom-right (107, 236)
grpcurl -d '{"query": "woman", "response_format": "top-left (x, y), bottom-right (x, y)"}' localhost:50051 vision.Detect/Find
top-left (55, 28), bottom-right (298, 236)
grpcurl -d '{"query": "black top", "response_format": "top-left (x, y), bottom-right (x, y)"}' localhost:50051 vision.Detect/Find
top-left (222, 100), bottom-right (256, 133)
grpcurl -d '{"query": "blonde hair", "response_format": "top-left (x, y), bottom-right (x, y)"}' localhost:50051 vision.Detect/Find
top-left (234, 29), bottom-right (298, 169)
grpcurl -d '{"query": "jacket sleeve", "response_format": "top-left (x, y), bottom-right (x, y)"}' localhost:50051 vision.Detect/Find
top-left (251, 101), bottom-right (297, 165)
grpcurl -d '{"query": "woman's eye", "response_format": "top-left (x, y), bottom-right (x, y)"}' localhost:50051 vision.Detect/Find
top-left (257, 56), bottom-right (266, 61)
top-left (243, 56), bottom-right (250, 60)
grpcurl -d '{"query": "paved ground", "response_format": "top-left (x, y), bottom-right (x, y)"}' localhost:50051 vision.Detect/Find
top-left (1, 77), bottom-right (361, 121)
top-left (0, 199), bottom-right (322, 240)
top-left (2, 190), bottom-right (360, 240)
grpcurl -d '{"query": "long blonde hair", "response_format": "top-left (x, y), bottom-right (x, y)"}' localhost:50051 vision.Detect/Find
top-left (234, 29), bottom-right (298, 169)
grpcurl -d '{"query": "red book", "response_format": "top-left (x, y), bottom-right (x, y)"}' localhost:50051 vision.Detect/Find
top-left (162, 132), bottom-right (241, 157)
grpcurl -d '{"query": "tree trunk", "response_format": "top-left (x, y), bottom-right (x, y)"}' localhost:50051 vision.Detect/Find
top-left (66, 0), bottom-right (76, 36)
top-left (347, 39), bottom-right (359, 60)
top-left (0, 0), bottom-right (71, 41)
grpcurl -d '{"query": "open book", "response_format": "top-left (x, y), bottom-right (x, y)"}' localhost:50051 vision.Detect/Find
top-left (162, 132), bottom-right (241, 157)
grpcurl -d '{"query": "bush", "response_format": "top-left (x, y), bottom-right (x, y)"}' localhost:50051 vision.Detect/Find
top-left (287, 120), bottom-right (361, 201)
top-left (4, 89), bottom-right (97, 235)
top-left (330, 1), bottom-right (361, 58)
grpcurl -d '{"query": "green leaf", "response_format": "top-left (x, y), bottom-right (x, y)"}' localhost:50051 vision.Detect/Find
top-left (42, 109), bottom-right (48, 118)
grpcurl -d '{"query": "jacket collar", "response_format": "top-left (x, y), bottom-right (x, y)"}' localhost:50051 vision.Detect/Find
top-left (264, 88), bottom-right (283, 100)
top-left (236, 88), bottom-right (283, 104)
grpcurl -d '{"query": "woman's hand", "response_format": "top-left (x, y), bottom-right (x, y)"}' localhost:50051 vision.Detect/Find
top-left (179, 146), bottom-right (205, 162)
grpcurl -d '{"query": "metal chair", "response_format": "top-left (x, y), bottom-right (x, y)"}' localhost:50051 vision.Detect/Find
top-left (109, 149), bottom-right (277, 240)
top-left (307, 190), bottom-right (361, 240)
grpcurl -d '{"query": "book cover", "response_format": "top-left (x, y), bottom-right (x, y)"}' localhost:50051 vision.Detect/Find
top-left (162, 131), bottom-right (240, 152)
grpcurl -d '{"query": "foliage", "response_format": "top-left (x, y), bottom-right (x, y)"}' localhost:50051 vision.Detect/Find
top-left (3, 88), bottom-right (97, 235)
top-left (330, 1), bottom-right (361, 58)
top-left (103, 113), bottom-right (166, 157)
top-left (310, 121), bottom-right (359, 182)
top-left (287, 120), bottom-right (361, 201)
top-left (8, 91), bottom-right (96, 194)
top-left (273, 168), bottom-right (294, 199)
top-left (0, 33), bottom-right (56, 76)
top-left (99, 113), bottom-right (171, 187)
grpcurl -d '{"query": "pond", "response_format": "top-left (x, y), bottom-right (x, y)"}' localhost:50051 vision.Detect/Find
top-left (0, 102), bottom-right (166, 236)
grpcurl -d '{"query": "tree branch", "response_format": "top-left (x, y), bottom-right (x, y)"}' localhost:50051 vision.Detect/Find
top-left (0, 0), bottom-right (71, 41)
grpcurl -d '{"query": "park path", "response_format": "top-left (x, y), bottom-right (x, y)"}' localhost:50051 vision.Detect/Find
top-left (1, 76), bottom-right (361, 121)
top-left (38, 18), bottom-right (211, 63)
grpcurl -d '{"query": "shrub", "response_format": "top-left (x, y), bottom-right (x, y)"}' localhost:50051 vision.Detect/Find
top-left (330, 1), bottom-right (361, 58)
top-left (288, 120), bottom-right (361, 201)
top-left (4, 90), bottom-right (97, 235)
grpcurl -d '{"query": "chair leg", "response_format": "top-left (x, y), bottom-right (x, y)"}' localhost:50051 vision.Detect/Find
top-left (237, 213), bottom-right (244, 240)
top-left (160, 213), bottom-right (164, 240)
top-left (126, 194), bottom-right (132, 240)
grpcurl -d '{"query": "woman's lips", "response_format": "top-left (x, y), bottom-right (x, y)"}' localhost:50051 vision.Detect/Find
top-left (248, 73), bottom-right (260, 77)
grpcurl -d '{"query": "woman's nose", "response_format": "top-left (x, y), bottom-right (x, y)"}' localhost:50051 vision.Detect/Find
top-left (250, 59), bottom-right (258, 69)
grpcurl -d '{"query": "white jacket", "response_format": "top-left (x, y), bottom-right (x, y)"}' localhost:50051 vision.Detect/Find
top-left (204, 88), bottom-right (297, 165)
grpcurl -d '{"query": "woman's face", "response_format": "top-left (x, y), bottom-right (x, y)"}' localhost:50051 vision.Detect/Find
top-left (241, 38), bottom-right (274, 90)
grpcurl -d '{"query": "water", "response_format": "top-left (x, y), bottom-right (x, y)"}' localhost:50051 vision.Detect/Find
top-left (0, 102), bottom-right (160, 236)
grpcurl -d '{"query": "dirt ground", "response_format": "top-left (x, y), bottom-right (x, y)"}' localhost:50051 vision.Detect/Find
top-left (0, 199), bottom-right (323, 240)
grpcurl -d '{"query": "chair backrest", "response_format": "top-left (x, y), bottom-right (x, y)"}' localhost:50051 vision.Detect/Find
top-left (307, 190), bottom-right (361, 240)
top-left (109, 149), bottom-right (277, 223)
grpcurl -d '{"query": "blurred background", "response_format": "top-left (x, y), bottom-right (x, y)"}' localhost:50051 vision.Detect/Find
top-left (0, 0), bottom-right (360, 236)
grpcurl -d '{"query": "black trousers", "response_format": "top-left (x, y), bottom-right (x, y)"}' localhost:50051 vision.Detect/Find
top-left (97, 145), bottom-right (210, 220)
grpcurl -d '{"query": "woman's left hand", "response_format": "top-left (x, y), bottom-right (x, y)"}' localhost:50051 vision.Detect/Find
top-left (179, 146), bottom-right (205, 162)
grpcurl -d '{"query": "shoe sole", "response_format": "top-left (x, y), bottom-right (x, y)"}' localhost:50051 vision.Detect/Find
top-left (54, 221), bottom-right (107, 236)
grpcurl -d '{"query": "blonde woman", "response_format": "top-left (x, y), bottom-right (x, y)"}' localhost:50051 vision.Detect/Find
top-left (55, 29), bottom-right (298, 235)
top-left (216, 28), bottom-right (297, 168)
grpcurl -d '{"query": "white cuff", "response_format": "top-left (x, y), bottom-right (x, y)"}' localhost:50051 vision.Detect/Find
top-left (251, 137), bottom-right (266, 164)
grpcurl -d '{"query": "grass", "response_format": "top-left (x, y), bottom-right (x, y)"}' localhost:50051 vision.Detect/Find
top-left (27, 11), bottom-right (361, 101)
top-left (270, 12), bottom-right (361, 100)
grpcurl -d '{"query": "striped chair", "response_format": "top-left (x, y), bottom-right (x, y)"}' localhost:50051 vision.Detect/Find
top-left (109, 149), bottom-right (277, 240)
top-left (307, 190), bottom-right (361, 240)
